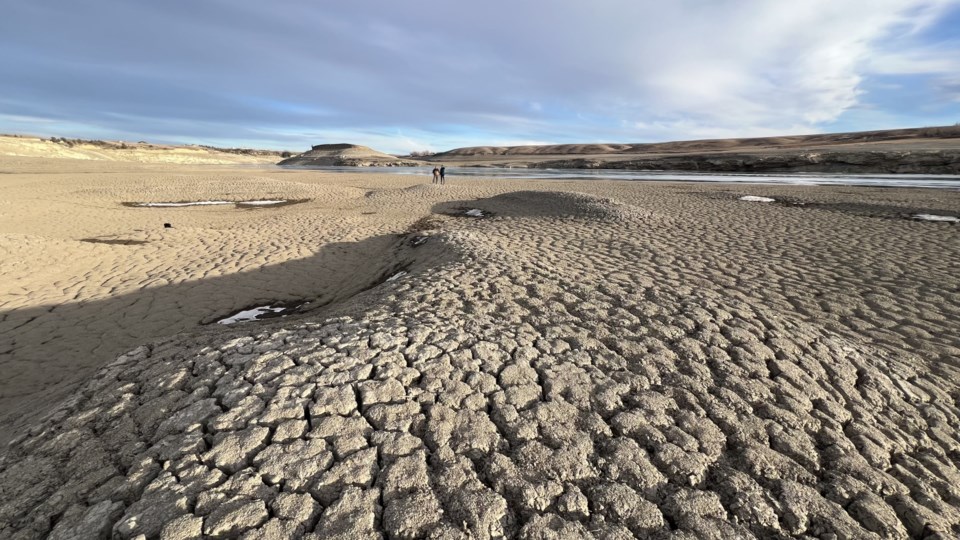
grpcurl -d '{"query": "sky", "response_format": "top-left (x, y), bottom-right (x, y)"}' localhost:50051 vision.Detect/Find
top-left (1, 0), bottom-right (959, 154)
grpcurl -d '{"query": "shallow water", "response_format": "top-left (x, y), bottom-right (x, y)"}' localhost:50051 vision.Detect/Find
top-left (286, 165), bottom-right (960, 189)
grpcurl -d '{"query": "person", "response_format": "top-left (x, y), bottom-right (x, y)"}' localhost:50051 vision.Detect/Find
top-left (432, 166), bottom-right (440, 184)
top-left (439, 165), bottom-right (446, 184)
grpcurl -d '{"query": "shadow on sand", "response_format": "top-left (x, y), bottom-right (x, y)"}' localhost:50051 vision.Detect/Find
top-left (0, 225), bottom-right (451, 445)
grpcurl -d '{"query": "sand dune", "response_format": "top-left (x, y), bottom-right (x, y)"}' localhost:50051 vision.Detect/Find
top-left (1, 156), bottom-right (959, 538)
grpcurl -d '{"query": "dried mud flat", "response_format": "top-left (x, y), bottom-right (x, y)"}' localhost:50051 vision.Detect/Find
top-left (1, 160), bottom-right (959, 539)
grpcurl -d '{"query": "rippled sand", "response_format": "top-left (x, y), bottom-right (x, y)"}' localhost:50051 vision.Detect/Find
top-left (1, 156), bottom-right (958, 538)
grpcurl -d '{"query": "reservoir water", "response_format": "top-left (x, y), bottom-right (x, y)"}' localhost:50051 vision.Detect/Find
top-left (286, 166), bottom-right (960, 189)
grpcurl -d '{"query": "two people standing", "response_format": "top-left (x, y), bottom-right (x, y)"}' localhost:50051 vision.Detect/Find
top-left (431, 165), bottom-right (446, 185)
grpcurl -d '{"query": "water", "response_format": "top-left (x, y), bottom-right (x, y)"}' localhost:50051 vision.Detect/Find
top-left (285, 165), bottom-right (960, 189)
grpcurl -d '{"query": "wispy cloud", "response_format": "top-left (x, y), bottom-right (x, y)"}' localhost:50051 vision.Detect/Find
top-left (935, 78), bottom-right (960, 102)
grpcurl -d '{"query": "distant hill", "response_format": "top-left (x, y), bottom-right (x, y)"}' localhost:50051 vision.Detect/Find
top-left (424, 126), bottom-right (960, 174)
top-left (0, 134), bottom-right (289, 164)
top-left (278, 144), bottom-right (423, 167)
top-left (433, 126), bottom-right (960, 158)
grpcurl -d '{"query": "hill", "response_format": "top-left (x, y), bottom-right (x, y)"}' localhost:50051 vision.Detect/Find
top-left (278, 143), bottom-right (423, 167)
top-left (433, 126), bottom-right (960, 158)
top-left (428, 126), bottom-right (960, 174)
top-left (0, 135), bottom-right (289, 164)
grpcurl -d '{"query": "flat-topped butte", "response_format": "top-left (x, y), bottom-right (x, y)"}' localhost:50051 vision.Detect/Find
top-left (279, 144), bottom-right (423, 167)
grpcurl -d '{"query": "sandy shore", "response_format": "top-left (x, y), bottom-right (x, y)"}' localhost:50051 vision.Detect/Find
top-left (1, 156), bottom-right (959, 538)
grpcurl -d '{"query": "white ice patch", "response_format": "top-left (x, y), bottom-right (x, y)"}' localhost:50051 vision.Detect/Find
top-left (739, 196), bottom-right (776, 203)
top-left (465, 209), bottom-right (484, 217)
top-left (913, 213), bottom-right (959, 223)
top-left (135, 201), bottom-right (232, 207)
top-left (386, 271), bottom-right (408, 282)
top-left (217, 306), bottom-right (287, 325)
top-left (239, 200), bottom-right (288, 206)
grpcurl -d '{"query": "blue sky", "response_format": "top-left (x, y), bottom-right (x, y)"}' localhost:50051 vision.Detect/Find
top-left (1, 0), bottom-right (959, 154)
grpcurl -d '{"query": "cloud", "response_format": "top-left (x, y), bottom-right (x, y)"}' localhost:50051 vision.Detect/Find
top-left (1, 0), bottom-right (959, 151)
top-left (935, 78), bottom-right (960, 102)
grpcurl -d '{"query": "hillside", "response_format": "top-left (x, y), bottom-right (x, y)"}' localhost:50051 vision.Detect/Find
top-left (278, 143), bottom-right (423, 167)
top-left (426, 126), bottom-right (960, 174)
top-left (0, 135), bottom-right (288, 164)
top-left (434, 126), bottom-right (960, 158)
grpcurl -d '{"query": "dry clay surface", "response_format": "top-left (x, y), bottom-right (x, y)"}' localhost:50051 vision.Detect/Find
top-left (0, 162), bottom-right (473, 443)
top-left (1, 176), bottom-right (959, 538)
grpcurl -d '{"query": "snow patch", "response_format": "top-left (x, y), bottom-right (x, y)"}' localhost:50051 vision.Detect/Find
top-left (386, 271), bottom-right (408, 282)
top-left (135, 201), bottom-right (232, 207)
top-left (238, 200), bottom-right (288, 206)
top-left (130, 199), bottom-right (294, 208)
top-left (217, 305), bottom-right (291, 325)
top-left (465, 208), bottom-right (485, 217)
top-left (913, 213), bottom-right (959, 223)
top-left (739, 196), bottom-right (776, 203)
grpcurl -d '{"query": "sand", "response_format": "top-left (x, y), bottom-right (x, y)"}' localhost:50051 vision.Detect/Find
top-left (1, 155), bottom-right (959, 538)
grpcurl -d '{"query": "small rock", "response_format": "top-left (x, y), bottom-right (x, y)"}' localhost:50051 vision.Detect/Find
top-left (159, 514), bottom-right (203, 540)
top-left (203, 500), bottom-right (269, 537)
top-left (48, 501), bottom-right (125, 540)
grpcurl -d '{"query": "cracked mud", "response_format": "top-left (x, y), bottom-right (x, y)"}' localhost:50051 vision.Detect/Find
top-left (1, 187), bottom-right (959, 539)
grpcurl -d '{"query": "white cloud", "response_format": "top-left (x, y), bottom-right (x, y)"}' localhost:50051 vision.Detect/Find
top-left (935, 77), bottom-right (960, 102)
top-left (0, 113), bottom-right (56, 124)
top-left (493, 0), bottom-right (960, 135)
top-left (866, 49), bottom-right (960, 75)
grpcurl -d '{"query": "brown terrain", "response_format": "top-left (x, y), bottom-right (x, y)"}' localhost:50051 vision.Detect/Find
top-left (427, 126), bottom-right (960, 174)
top-left (0, 139), bottom-right (959, 538)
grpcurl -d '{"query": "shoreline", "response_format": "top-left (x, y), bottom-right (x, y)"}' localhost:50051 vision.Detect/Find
top-left (279, 164), bottom-right (960, 189)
